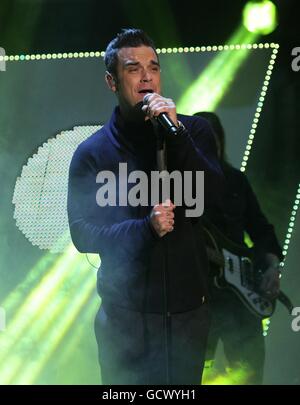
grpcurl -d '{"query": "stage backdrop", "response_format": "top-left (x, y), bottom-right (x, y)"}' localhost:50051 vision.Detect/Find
top-left (0, 46), bottom-right (298, 384)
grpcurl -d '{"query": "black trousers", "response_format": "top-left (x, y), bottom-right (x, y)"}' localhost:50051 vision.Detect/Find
top-left (205, 287), bottom-right (265, 384)
top-left (94, 302), bottom-right (211, 385)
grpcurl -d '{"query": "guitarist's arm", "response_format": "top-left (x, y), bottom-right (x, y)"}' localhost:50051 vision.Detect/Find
top-left (259, 253), bottom-right (281, 299)
top-left (243, 175), bottom-right (283, 299)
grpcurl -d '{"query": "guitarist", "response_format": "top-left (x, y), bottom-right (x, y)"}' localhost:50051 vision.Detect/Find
top-left (194, 112), bottom-right (283, 385)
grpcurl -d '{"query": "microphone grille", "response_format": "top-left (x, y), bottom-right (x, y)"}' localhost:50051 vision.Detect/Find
top-left (143, 93), bottom-right (151, 104)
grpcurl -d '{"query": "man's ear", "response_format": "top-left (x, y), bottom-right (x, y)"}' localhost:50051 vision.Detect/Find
top-left (105, 71), bottom-right (117, 93)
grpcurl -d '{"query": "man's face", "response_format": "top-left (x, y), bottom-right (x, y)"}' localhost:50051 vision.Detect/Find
top-left (108, 46), bottom-right (161, 112)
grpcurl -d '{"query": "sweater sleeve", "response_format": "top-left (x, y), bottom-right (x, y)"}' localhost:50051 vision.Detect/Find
top-left (67, 143), bottom-right (158, 261)
top-left (166, 116), bottom-right (224, 210)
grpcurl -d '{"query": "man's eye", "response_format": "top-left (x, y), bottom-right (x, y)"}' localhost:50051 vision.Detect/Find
top-left (129, 67), bottom-right (138, 72)
top-left (151, 66), bottom-right (159, 72)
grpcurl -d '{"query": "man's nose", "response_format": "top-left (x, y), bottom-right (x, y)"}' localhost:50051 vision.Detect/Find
top-left (140, 69), bottom-right (152, 82)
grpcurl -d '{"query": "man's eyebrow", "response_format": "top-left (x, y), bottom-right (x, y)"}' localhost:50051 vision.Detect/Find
top-left (123, 60), bottom-right (160, 67)
top-left (124, 61), bottom-right (139, 67)
top-left (150, 60), bottom-right (160, 66)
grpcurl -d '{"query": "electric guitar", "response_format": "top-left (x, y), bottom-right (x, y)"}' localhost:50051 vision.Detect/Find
top-left (202, 218), bottom-right (293, 319)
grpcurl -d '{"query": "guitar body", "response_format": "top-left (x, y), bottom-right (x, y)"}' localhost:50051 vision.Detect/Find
top-left (219, 248), bottom-right (275, 318)
top-left (203, 219), bottom-right (276, 318)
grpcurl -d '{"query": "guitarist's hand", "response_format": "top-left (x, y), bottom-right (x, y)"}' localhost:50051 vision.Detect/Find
top-left (260, 254), bottom-right (281, 300)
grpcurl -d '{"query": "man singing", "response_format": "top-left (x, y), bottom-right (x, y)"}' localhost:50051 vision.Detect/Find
top-left (67, 28), bottom-right (223, 384)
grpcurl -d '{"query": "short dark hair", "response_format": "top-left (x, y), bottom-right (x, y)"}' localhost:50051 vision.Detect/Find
top-left (104, 28), bottom-right (158, 78)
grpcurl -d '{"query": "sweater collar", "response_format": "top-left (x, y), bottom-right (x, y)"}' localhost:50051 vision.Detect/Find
top-left (106, 106), bottom-right (157, 155)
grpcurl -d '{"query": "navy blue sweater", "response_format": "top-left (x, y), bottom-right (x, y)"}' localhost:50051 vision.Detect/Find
top-left (67, 107), bottom-right (223, 313)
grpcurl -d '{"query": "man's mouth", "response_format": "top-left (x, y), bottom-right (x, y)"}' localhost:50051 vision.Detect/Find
top-left (138, 89), bottom-right (154, 95)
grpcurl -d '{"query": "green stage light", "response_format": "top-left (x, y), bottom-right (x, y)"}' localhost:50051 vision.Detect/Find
top-left (243, 1), bottom-right (277, 35)
top-left (0, 246), bottom-right (97, 384)
top-left (177, 27), bottom-right (259, 114)
top-left (46, 295), bottom-right (100, 384)
top-left (11, 275), bottom-right (96, 384)
top-left (202, 361), bottom-right (253, 384)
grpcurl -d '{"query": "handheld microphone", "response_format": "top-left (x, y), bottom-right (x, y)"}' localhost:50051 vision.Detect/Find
top-left (143, 94), bottom-right (179, 136)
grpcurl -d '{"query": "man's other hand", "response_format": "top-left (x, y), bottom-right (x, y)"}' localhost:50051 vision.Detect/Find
top-left (150, 199), bottom-right (176, 237)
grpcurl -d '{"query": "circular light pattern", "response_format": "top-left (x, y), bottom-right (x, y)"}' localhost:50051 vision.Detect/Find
top-left (13, 125), bottom-right (102, 252)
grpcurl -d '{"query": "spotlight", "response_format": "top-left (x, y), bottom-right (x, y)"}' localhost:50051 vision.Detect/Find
top-left (243, 1), bottom-right (277, 35)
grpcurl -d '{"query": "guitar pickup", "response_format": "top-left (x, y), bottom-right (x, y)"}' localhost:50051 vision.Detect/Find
top-left (226, 257), bottom-right (234, 273)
